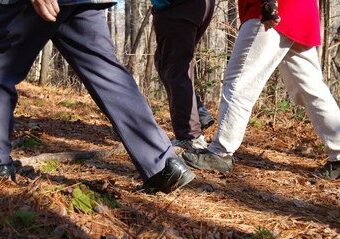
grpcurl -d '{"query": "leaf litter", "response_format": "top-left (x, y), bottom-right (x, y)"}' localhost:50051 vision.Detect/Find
top-left (0, 82), bottom-right (339, 239)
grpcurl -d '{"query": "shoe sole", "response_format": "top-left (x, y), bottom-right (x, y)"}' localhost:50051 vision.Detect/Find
top-left (163, 169), bottom-right (196, 194)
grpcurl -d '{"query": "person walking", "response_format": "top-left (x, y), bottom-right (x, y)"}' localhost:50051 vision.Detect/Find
top-left (0, 0), bottom-right (195, 193)
top-left (183, 0), bottom-right (340, 180)
top-left (151, 0), bottom-right (215, 151)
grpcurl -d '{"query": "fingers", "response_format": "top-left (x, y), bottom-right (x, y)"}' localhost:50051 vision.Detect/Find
top-left (32, 4), bottom-right (55, 21)
top-left (51, 0), bottom-right (60, 15)
top-left (45, 4), bottom-right (58, 19)
top-left (263, 17), bottom-right (281, 31)
top-left (31, 0), bottom-right (60, 22)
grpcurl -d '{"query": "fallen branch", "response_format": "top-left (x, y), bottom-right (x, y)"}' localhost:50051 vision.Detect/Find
top-left (16, 144), bottom-right (126, 167)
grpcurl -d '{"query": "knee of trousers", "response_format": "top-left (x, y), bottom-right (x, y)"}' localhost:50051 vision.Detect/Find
top-left (162, 74), bottom-right (193, 90)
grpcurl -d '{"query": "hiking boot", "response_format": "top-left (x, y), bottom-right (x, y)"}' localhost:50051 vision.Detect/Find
top-left (318, 161), bottom-right (340, 180)
top-left (141, 157), bottom-right (196, 194)
top-left (198, 106), bottom-right (214, 130)
top-left (171, 135), bottom-right (208, 153)
top-left (0, 162), bottom-right (16, 181)
top-left (182, 150), bottom-right (234, 173)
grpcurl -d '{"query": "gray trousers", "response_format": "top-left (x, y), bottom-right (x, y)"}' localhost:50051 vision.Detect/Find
top-left (0, 3), bottom-right (176, 180)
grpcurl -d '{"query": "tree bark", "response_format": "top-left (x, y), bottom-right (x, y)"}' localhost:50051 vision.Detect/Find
top-left (39, 40), bottom-right (53, 86)
top-left (107, 7), bottom-right (113, 37)
top-left (321, 0), bottom-right (330, 75)
top-left (124, 0), bottom-right (131, 64)
top-left (113, 4), bottom-right (118, 51)
top-left (142, 24), bottom-right (155, 95)
top-left (127, 0), bottom-right (139, 74)
top-left (127, 7), bottom-right (152, 72)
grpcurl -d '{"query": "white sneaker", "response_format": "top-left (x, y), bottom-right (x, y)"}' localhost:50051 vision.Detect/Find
top-left (171, 135), bottom-right (208, 153)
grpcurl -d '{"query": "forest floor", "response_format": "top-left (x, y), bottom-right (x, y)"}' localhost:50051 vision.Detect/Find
top-left (0, 82), bottom-right (339, 239)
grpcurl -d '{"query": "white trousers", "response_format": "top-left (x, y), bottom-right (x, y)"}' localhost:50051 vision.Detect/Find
top-left (208, 19), bottom-right (340, 161)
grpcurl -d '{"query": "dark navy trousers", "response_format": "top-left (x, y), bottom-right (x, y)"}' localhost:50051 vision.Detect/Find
top-left (153, 0), bottom-right (215, 140)
top-left (0, 3), bottom-right (176, 180)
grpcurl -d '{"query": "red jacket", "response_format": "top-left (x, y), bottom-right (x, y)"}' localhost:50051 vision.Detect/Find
top-left (238, 0), bottom-right (321, 47)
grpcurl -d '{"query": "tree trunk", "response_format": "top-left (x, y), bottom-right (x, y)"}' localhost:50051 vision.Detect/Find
top-left (127, 0), bottom-right (139, 74)
top-left (124, 0), bottom-right (131, 64)
top-left (130, 0), bottom-right (138, 50)
top-left (321, 0), bottom-right (330, 75)
top-left (39, 40), bottom-right (53, 86)
top-left (107, 7), bottom-right (113, 37)
top-left (127, 7), bottom-right (152, 72)
top-left (113, 4), bottom-right (118, 51)
top-left (142, 25), bottom-right (155, 95)
top-left (62, 58), bottom-right (69, 84)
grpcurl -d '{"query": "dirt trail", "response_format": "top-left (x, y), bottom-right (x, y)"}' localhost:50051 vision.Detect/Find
top-left (0, 82), bottom-right (339, 239)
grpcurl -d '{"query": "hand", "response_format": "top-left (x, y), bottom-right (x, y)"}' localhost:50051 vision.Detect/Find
top-left (263, 17), bottom-right (281, 31)
top-left (31, 0), bottom-right (60, 22)
top-left (261, 0), bottom-right (280, 30)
